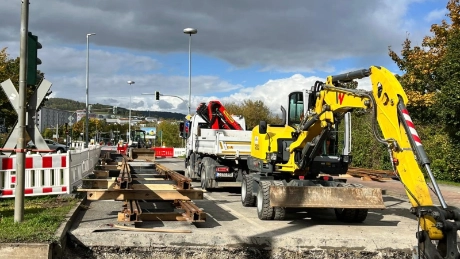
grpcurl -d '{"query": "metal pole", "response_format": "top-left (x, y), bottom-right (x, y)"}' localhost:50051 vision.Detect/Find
top-left (188, 35), bottom-right (192, 116)
top-left (85, 33), bottom-right (95, 148)
top-left (128, 94), bottom-right (131, 144)
top-left (127, 81), bottom-right (135, 145)
top-left (15, 0), bottom-right (29, 223)
top-left (85, 35), bottom-right (89, 148)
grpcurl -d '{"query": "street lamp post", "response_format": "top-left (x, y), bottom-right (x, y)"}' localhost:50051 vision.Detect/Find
top-left (183, 28), bottom-right (197, 116)
top-left (127, 80), bottom-right (135, 145)
top-left (85, 33), bottom-right (96, 148)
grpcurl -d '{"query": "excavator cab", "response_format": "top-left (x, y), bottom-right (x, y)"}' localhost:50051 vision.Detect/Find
top-left (287, 90), bottom-right (352, 177)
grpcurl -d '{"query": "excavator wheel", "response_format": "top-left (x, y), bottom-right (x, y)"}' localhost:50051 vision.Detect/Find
top-left (272, 181), bottom-right (286, 220)
top-left (257, 181), bottom-right (274, 220)
top-left (334, 183), bottom-right (369, 223)
top-left (241, 174), bottom-right (256, 207)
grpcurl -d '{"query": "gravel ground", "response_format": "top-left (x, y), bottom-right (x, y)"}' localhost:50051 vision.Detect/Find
top-left (61, 243), bottom-right (412, 259)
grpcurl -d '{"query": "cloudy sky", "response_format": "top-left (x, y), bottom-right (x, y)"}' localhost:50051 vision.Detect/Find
top-left (0, 0), bottom-right (449, 116)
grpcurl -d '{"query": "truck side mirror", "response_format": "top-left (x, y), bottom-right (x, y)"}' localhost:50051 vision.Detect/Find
top-left (259, 121), bottom-right (267, 134)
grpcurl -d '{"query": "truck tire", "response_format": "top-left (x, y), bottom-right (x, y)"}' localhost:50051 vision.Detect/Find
top-left (272, 181), bottom-right (286, 220)
top-left (334, 183), bottom-right (369, 223)
top-left (257, 181), bottom-right (274, 220)
top-left (241, 174), bottom-right (256, 207)
top-left (200, 159), bottom-right (209, 191)
top-left (186, 153), bottom-right (195, 179)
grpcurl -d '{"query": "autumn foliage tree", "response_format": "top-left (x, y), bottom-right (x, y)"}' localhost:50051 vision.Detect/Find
top-left (388, 0), bottom-right (460, 122)
top-left (387, 0), bottom-right (460, 181)
top-left (0, 47), bottom-right (47, 134)
top-left (0, 48), bottom-right (21, 127)
top-left (223, 99), bottom-right (282, 130)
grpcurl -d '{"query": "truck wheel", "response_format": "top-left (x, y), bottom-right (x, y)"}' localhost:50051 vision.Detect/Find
top-left (257, 181), bottom-right (274, 220)
top-left (186, 153), bottom-right (195, 179)
top-left (334, 183), bottom-right (368, 223)
top-left (272, 181), bottom-right (286, 220)
top-left (241, 174), bottom-right (256, 207)
top-left (200, 163), bottom-right (209, 191)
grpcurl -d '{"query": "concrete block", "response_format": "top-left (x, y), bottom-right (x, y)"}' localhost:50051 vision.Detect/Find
top-left (0, 243), bottom-right (50, 259)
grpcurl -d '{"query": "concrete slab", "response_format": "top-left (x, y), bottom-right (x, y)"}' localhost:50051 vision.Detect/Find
top-left (66, 158), bottom-right (460, 258)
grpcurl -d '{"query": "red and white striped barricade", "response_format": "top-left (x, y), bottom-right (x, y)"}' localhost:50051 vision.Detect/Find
top-left (152, 147), bottom-right (174, 158)
top-left (173, 148), bottom-right (186, 157)
top-left (0, 153), bottom-right (69, 198)
top-left (117, 143), bottom-right (128, 155)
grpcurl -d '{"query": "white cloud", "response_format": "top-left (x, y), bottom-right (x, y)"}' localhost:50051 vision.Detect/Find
top-left (0, 0), bottom-right (432, 73)
top-left (0, 0), bottom-right (437, 118)
top-left (425, 8), bottom-right (446, 22)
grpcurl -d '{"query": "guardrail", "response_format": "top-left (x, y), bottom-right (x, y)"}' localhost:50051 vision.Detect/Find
top-left (0, 145), bottom-right (101, 198)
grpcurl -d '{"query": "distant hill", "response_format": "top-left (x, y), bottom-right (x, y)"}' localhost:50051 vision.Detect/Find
top-left (46, 98), bottom-right (186, 120)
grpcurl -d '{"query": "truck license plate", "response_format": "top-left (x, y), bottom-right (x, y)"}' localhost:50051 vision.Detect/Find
top-left (216, 173), bottom-right (233, 178)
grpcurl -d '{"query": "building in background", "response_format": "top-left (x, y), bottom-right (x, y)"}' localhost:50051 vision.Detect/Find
top-left (37, 107), bottom-right (74, 133)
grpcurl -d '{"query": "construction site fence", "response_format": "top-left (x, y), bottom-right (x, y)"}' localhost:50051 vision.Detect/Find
top-left (0, 145), bottom-right (101, 198)
top-left (152, 147), bottom-right (186, 158)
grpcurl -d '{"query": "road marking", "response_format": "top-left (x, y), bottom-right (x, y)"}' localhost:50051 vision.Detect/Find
top-left (203, 193), bottom-right (262, 228)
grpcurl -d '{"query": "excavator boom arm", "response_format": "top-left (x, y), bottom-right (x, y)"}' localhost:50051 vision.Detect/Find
top-left (293, 66), bottom-right (460, 258)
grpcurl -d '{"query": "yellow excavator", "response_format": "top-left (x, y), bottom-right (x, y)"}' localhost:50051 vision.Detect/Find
top-left (242, 66), bottom-right (460, 258)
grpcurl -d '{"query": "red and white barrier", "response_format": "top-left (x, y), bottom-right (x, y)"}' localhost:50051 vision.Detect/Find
top-left (153, 147), bottom-right (174, 158)
top-left (0, 155), bottom-right (66, 170)
top-left (174, 148), bottom-right (186, 157)
top-left (0, 145), bottom-right (101, 198)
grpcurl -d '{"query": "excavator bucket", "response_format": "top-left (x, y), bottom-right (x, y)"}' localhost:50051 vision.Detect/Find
top-left (130, 148), bottom-right (156, 162)
top-left (269, 186), bottom-right (385, 209)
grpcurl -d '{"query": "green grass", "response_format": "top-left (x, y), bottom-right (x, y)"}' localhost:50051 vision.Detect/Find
top-left (434, 179), bottom-right (460, 187)
top-left (0, 195), bottom-right (80, 243)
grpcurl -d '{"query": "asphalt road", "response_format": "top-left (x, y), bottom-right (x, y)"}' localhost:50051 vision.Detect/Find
top-left (66, 157), bottom-right (460, 258)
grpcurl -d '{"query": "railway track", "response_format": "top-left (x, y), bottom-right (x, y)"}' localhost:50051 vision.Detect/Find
top-left (78, 152), bottom-right (206, 229)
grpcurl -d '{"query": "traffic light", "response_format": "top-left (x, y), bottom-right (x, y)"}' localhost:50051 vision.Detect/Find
top-left (27, 32), bottom-right (42, 86)
top-left (155, 91), bottom-right (160, 100)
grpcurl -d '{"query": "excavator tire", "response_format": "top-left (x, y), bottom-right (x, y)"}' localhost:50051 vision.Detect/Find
top-left (241, 174), bottom-right (256, 207)
top-left (334, 183), bottom-right (369, 223)
top-left (257, 181), bottom-right (274, 220)
top-left (272, 181), bottom-right (286, 220)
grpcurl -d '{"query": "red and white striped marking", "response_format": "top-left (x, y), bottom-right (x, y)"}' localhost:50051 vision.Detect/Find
top-left (401, 109), bottom-right (422, 146)
top-left (0, 154), bottom-right (67, 170)
top-left (0, 186), bottom-right (67, 198)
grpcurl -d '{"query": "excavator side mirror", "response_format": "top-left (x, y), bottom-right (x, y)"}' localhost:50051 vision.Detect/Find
top-left (259, 121), bottom-right (267, 134)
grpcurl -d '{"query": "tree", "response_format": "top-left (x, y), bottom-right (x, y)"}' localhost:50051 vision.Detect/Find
top-left (388, 0), bottom-right (460, 122)
top-left (435, 28), bottom-right (460, 140)
top-left (0, 47), bottom-right (48, 133)
top-left (156, 120), bottom-right (182, 147)
top-left (0, 48), bottom-right (20, 128)
top-left (223, 99), bottom-right (282, 130)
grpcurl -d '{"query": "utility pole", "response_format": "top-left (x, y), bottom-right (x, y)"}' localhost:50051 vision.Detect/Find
top-left (15, 0), bottom-right (30, 223)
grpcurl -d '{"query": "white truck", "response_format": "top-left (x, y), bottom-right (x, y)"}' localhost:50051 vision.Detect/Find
top-left (181, 102), bottom-right (252, 190)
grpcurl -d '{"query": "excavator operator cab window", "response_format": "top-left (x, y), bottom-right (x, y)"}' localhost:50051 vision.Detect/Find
top-left (288, 92), bottom-right (304, 127)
